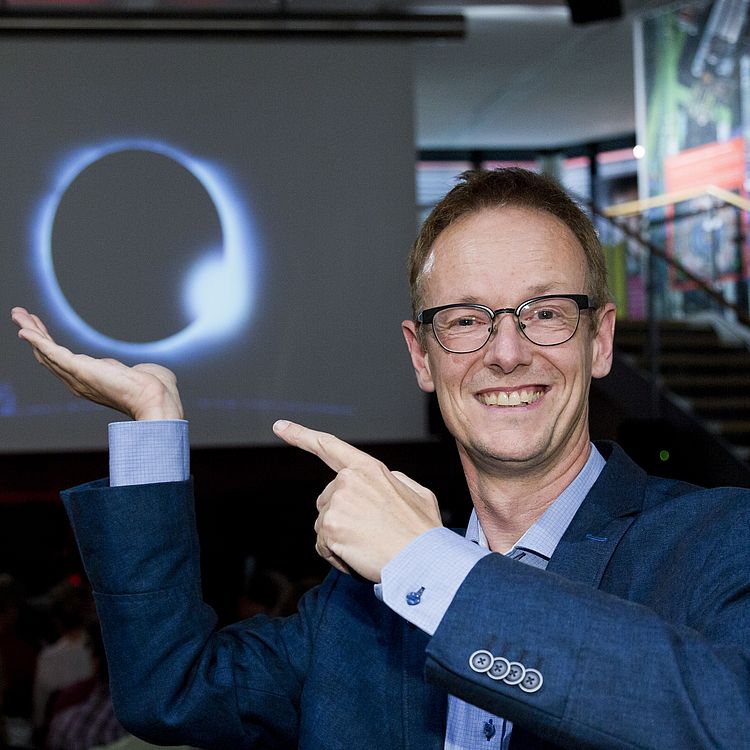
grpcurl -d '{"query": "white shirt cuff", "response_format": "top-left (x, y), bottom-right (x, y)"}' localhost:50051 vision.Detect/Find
top-left (108, 420), bottom-right (189, 486)
top-left (377, 527), bottom-right (490, 635)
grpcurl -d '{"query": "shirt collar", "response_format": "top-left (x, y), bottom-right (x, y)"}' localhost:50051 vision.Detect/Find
top-left (465, 443), bottom-right (606, 559)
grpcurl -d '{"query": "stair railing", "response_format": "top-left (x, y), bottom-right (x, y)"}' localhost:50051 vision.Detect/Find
top-left (586, 185), bottom-right (750, 417)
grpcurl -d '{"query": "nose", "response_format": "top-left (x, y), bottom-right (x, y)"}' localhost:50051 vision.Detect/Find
top-left (482, 312), bottom-right (533, 373)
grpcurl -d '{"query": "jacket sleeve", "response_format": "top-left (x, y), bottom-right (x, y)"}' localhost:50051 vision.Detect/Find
top-left (61, 478), bottom-right (324, 750)
top-left (423, 543), bottom-right (750, 750)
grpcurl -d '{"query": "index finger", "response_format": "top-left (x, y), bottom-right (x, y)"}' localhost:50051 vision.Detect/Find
top-left (273, 419), bottom-right (375, 472)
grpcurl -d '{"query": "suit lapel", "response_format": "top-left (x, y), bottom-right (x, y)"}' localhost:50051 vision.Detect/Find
top-left (397, 443), bottom-right (647, 750)
top-left (509, 445), bottom-right (647, 750)
top-left (547, 442), bottom-right (645, 587)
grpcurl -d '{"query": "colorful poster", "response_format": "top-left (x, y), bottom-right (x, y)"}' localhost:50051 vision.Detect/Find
top-left (636, 0), bottom-right (750, 312)
top-left (664, 137), bottom-right (747, 288)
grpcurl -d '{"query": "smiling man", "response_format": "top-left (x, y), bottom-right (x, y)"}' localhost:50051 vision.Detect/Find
top-left (12, 168), bottom-right (750, 749)
top-left (401, 197), bottom-right (615, 553)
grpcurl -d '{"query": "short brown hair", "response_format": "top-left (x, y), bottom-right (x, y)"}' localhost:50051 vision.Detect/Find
top-left (408, 168), bottom-right (610, 318)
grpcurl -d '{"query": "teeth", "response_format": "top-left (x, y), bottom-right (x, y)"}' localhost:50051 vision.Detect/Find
top-left (479, 389), bottom-right (542, 407)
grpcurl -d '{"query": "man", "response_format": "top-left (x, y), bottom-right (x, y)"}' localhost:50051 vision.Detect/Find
top-left (12, 168), bottom-right (750, 749)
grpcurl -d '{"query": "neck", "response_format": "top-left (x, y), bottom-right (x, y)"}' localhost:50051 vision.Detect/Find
top-left (459, 438), bottom-right (592, 553)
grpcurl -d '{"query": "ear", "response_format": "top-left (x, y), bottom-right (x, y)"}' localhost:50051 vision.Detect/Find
top-left (402, 320), bottom-right (436, 393)
top-left (591, 302), bottom-right (617, 379)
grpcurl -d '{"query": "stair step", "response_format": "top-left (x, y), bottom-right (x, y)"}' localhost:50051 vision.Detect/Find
top-left (687, 396), bottom-right (750, 419)
top-left (706, 419), bottom-right (750, 435)
top-left (699, 420), bottom-right (750, 456)
top-left (614, 318), bottom-right (750, 466)
top-left (663, 374), bottom-right (750, 387)
top-left (616, 319), bottom-right (713, 331)
top-left (616, 331), bottom-right (720, 349)
top-left (660, 374), bottom-right (750, 398)
top-left (631, 352), bottom-right (750, 369)
top-left (634, 350), bottom-right (750, 377)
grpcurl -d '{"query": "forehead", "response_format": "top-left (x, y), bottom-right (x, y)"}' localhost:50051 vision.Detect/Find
top-left (423, 206), bottom-right (587, 305)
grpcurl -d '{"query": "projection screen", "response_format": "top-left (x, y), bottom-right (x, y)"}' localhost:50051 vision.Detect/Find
top-left (1, 35), bottom-right (426, 451)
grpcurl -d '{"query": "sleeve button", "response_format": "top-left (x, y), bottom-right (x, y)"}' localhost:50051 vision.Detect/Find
top-left (487, 656), bottom-right (511, 681)
top-left (519, 668), bottom-right (543, 693)
top-left (468, 649), bottom-right (494, 673)
top-left (502, 661), bottom-right (526, 685)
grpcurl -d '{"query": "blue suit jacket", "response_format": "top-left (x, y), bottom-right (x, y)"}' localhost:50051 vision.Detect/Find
top-left (60, 442), bottom-right (750, 749)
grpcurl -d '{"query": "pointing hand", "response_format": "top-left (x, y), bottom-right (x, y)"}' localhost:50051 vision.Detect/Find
top-left (273, 419), bottom-right (441, 582)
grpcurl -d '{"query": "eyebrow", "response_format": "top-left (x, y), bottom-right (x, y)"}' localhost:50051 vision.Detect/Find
top-left (453, 285), bottom-right (561, 306)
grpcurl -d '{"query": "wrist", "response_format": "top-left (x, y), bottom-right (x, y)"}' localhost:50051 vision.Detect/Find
top-left (133, 406), bottom-right (184, 421)
top-left (131, 396), bottom-right (184, 421)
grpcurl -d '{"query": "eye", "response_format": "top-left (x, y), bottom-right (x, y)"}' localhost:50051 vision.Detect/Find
top-left (520, 301), bottom-right (572, 324)
top-left (445, 314), bottom-right (483, 329)
top-left (434, 308), bottom-right (490, 332)
top-left (534, 308), bottom-right (558, 320)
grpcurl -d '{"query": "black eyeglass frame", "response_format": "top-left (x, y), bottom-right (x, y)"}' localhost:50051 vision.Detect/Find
top-left (417, 294), bottom-right (595, 353)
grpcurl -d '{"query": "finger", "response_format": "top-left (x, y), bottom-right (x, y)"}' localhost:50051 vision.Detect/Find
top-left (273, 420), bottom-right (375, 473)
top-left (16, 325), bottom-right (59, 354)
top-left (24, 339), bottom-right (83, 382)
top-left (29, 313), bottom-right (51, 338)
top-left (19, 335), bottom-right (76, 378)
top-left (20, 337), bottom-right (120, 403)
top-left (11, 307), bottom-right (49, 337)
top-left (10, 307), bottom-right (33, 327)
top-left (13, 316), bottom-right (45, 342)
top-left (315, 491), bottom-right (329, 513)
top-left (314, 541), bottom-right (351, 575)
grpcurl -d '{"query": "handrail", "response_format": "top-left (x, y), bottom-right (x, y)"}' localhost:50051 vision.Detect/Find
top-left (588, 201), bottom-right (750, 329)
top-left (601, 184), bottom-right (750, 217)
top-left (587, 191), bottom-right (750, 427)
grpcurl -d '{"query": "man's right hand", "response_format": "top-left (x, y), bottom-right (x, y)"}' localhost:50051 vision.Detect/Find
top-left (11, 307), bottom-right (184, 421)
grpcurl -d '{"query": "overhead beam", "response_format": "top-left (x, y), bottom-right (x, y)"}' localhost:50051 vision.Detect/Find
top-left (0, 9), bottom-right (465, 38)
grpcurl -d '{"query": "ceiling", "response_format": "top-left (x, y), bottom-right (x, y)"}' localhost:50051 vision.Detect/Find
top-left (2, 0), bottom-right (680, 150)
top-left (409, 0), bottom-right (674, 150)
top-left (210, 1), bottom-right (675, 149)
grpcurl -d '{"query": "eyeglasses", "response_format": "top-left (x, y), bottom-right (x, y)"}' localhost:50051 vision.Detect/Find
top-left (417, 294), bottom-right (595, 353)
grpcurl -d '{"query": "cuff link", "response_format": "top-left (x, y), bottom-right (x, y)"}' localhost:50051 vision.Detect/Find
top-left (405, 587), bottom-right (425, 605)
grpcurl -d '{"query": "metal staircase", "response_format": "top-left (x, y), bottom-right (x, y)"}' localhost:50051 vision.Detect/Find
top-left (614, 318), bottom-right (750, 464)
top-left (586, 185), bottom-right (750, 486)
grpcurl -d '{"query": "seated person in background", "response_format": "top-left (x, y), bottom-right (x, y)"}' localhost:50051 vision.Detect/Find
top-left (0, 574), bottom-right (37, 735)
top-left (11, 168), bottom-right (750, 749)
top-left (32, 583), bottom-right (94, 736)
top-left (45, 621), bottom-right (126, 750)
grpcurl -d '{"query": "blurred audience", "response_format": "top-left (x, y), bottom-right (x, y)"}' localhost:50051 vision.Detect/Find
top-left (0, 574), bottom-right (39, 748)
top-left (0, 560), bottom-right (322, 750)
top-left (45, 622), bottom-right (125, 750)
top-left (32, 582), bottom-right (95, 739)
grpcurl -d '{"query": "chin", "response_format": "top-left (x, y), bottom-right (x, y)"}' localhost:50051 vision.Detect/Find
top-left (460, 436), bottom-right (550, 470)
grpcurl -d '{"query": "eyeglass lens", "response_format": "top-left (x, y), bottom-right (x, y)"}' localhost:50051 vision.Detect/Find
top-left (432, 297), bottom-right (582, 352)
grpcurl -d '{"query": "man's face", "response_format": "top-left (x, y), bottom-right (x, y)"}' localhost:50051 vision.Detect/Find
top-left (402, 206), bottom-right (616, 476)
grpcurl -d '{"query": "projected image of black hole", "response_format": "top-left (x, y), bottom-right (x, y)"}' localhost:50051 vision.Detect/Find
top-left (51, 150), bottom-right (223, 343)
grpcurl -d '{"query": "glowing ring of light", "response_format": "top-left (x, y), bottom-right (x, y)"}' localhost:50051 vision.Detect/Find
top-left (34, 139), bottom-right (257, 358)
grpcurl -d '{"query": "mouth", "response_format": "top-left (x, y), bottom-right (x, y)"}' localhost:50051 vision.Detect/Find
top-left (476, 388), bottom-right (545, 407)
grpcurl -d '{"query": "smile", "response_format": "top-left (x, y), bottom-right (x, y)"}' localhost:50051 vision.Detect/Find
top-left (477, 389), bottom-right (544, 407)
